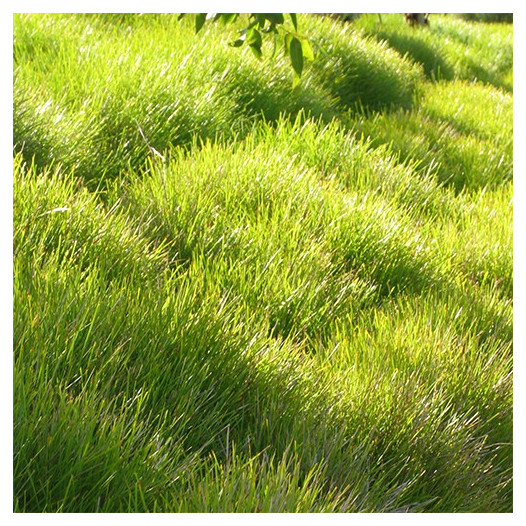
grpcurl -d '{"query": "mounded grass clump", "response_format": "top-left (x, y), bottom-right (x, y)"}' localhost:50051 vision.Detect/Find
top-left (13, 14), bottom-right (250, 186)
top-left (350, 80), bottom-right (513, 191)
top-left (353, 13), bottom-right (513, 91)
top-left (13, 13), bottom-right (512, 513)
top-left (300, 14), bottom-right (424, 112)
top-left (421, 80), bottom-right (513, 145)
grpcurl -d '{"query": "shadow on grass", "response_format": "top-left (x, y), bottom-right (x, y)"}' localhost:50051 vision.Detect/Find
top-left (351, 110), bottom-right (512, 193)
top-left (374, 31), bottom-right (455, 80)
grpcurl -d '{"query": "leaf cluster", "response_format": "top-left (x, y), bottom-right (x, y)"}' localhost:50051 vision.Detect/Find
top-left (182, 13), bottom-right (314, 85)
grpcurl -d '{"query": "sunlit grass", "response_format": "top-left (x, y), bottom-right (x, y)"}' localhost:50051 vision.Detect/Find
top-left (13, 13), bottom-right (512, 512)
top-left (353, 13), bottom-right (513, 90)
top-left (350, 80), bottom-right (512, 192)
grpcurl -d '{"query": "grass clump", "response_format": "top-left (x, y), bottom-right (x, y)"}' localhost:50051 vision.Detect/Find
top-left (13, 13), bottom-right (512, 513)
top-left (353, 13), bottom-right (513, 91)
top-left (350, 80), bottom-right (513, 192)
top-left (301, 14), bottom-right (424, 112)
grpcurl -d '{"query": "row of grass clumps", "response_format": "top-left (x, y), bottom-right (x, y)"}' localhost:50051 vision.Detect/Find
top-left (14, 12), bottom-right (513, 512)
top-left (353, 13), bottom-right (513, 91)
top-left (13, 13), bottom-right (511, 195)
top-left (13, 13), bottom-right (423, 187)
top-left (14, 114), bottom-right (512, 510)
top-left (14, 144), bottom-right (512, 510)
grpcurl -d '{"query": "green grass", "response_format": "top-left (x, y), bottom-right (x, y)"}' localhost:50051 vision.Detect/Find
top-left (13, 13), bottom-right (513, 512)
top-left (353, 13), bottom-right (513, 91)
top-left (13, 13), bottom-right (423, 187)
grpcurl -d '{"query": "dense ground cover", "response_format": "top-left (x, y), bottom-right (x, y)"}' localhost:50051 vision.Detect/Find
top-left (13, 13), bottom-right (513, 512)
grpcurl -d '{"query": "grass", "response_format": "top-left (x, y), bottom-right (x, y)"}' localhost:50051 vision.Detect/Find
top-left (13, 13), bottom-right (513, 512)
top-left (353, 13), bottom-right (513, 90)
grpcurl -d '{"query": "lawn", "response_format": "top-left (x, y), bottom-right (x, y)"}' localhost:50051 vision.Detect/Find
top-left (13, 13), bottom-right (513, 512)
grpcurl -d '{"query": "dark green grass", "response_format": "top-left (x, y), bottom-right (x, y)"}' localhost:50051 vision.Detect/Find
top-left (13, 13), bottom-right (513, 512)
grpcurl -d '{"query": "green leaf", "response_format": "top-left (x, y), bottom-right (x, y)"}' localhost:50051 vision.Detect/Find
top-left (263, 13), bottom-right (284, 25)
top-left (177, 14), bottom-right (186, 21)
top-left (284, 33), bottom-right (293, 53)
top-left (271, 30), bottom-right (278, 58)
top-left (289, 13), bottom-right (298, 31)
top-left (301, 38), bottom-right (314, 61)
top-left (289, 36), bottom-right (303, 77)
top-left (220, 13), bottom-right (238, 24)
top-left (195, 13), bottom-right (207, 33)
top-left (246, 28), bottom-right (263, 59)
top-left (246, 28), bottom-right (262, 47)
top-left (229, 38), bottom-right (245, 48)
top-left (249, 43), bottom-right (262, 60)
